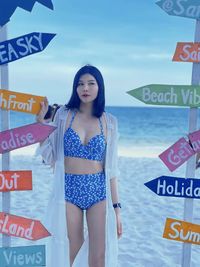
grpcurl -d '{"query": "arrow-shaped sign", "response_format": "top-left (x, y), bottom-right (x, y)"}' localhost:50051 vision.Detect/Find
top-left (0, 123), bottom-right (56, 154)
top-left (0, 32), bottom-right (56, 65)
top-left (0, 245), bottom-right (46, 267)
top-left (0, 212), bottom-right (50, 240)
top-left (127, 84), bottom-right (200, 107)
top-left (0, 0), bottom-right (54, 27)
top-left (0, 89), bottom-right (45, 114)
top-left (156, 0), bottom-right (200, 20)
top-left (173, 42), bottom-right (200, 63)
top-left (145, 176), bottom-right (200, 199)
top-left (163, 218), bottom-right (200, 245)
top-left (159, 137), bottom-right (194, 171)
top-left (0, 171), bottom-right (32, 192)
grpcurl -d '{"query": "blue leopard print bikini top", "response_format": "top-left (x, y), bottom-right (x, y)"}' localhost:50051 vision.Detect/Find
top-left (64, 110), bottom-right (106, 161)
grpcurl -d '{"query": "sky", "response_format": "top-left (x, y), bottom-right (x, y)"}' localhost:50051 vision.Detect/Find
top-left (0, 0), bottom-right (197, 106)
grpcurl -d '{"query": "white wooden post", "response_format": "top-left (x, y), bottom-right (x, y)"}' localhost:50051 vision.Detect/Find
top-left (0, 24), bottom-right (11, 247)
top-left (181, 19), bottom-right (200, 267)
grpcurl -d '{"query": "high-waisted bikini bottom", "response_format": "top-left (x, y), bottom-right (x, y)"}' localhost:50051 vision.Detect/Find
top-left (65, 171), bottom-right (106, 210)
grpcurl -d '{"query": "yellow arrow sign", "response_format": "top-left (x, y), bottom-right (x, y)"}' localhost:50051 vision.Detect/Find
top-left (0, 89), bottom-right (45, 114)
top-left (163, 218), bottom-right (200, 245)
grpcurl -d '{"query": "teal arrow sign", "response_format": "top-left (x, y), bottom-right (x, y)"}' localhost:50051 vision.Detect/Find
top-left (156, 0), bottom-right (200, 20)
top-left (127, 84), bottom-right (200, 107)
top-left (0, 245), bottom-right (45, 266)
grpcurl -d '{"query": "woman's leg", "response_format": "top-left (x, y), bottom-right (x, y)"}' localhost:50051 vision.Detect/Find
top-left (66, 202), bottom-right (84, 266)
top-left (86, 200), bottom-right (106, 267)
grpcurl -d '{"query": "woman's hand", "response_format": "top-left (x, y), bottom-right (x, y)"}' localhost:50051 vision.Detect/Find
top-left (36, 97), bottom-right (49, 123)
top-left (115, 211), bottom-right (122, 239)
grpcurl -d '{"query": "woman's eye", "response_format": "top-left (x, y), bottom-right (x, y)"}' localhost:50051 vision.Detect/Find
top-left (78, 83), bottom-right (83, 86)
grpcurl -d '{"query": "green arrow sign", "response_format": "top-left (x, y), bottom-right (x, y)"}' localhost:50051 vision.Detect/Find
top-left (127, 84), bottom-right (200, 107)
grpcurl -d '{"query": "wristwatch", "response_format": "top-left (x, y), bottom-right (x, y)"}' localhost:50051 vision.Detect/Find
top-left (113, 203), bottom-right (121, 209)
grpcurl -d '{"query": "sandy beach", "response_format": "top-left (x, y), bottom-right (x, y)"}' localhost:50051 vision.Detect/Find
top-left (0, 144), bottom-right (199, 267)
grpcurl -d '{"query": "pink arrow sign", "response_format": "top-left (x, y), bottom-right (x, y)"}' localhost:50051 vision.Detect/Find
top-left (0, 123), bottom-right (56, 154)
top-left (188, 129), bottom-right (200, 153)
top-left (159, 137), bottom-right (194, 171)
top-left (0, 212), bottom-right (50, 240)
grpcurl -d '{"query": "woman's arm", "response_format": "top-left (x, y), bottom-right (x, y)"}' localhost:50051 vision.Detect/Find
top-left (110, 177), bottom-right (122, 239)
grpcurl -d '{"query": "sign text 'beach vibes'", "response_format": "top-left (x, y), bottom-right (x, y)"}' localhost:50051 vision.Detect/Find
top-left (156, 0), bottom-right (200, 20)
top-left (0, 213), bottom-right (50, 241)
top-left (0, 0), bottom-right (54, 27)
top-left (127, 84), bottom-right (200, 107)
top-left (145, 176), bottom-right (200, 199)
top-left (0, 245), bottom-right (45, 267)
top-left (0, 171), bottom-right (32, 192)
top-left (0, 123), bottom-right (56, 154)
top-left (0, 89), bottom-right (45, 114)
top-left (0, 32), bottom-right (56, 65)
top-left (163, 218), bottom-right (200, 245)
top-left (173, 42), bottom-right (200, 63)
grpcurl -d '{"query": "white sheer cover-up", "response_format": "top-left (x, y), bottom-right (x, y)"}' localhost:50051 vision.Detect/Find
top-left (36, 106), bottom-right (120, 267)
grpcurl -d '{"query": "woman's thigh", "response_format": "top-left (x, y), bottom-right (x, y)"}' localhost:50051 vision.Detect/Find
top-left (86, 200), bottom-right (106, 255)
top-left (65, 202), bottom-right (84, 248)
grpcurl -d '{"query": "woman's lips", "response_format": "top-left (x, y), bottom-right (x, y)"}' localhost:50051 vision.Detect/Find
top-left (82, 94), bottom-right (90, 97)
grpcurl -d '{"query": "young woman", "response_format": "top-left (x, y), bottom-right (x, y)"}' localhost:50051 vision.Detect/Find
top-left (36, 65), bottom-right (122, 267)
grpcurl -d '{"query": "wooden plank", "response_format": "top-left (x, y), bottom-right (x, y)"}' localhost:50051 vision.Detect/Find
top-left (127, 84), bottom-right (200, 107)
top-left (173, 42), bottom-right (200, 63)
top-left (145, 176), bottom-right (200, 198)
top-left (163, 218), bottom-right (200, 245)
top-left (0, 171), bottom-right (32, 192)
top-left (157, 0), bottom-right (200, 20)
top-left (0, 123), bottom-right (56, 154)
top-left (0, 245), bottom-right (46, 267)
top-left (159, 137), bottom-right (194, 171)
top-left (0, 32), bottom-right (56, 65)
top-left (0, 89), bottom-right (45, 114)
top-left (0, 213), bottom-right (51, 240)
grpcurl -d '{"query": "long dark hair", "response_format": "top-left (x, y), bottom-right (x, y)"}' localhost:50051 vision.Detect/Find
top-left (65, 65), bottom-right (105, 117)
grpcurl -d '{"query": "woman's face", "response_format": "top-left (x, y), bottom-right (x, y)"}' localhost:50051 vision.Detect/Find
top-left (77, 74), bottom-right (99, 104)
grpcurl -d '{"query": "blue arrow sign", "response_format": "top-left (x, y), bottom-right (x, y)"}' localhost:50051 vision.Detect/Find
top-left (144, 176), bottom-right (200, 199)
top-left (0, 32), bottom-right (56, 65)
top-left (0, 245), bottom-right (46, 266)
top-left (0, 0), bottom-right (54, 27)
top-left (156, 0), bottom-right (200, 20)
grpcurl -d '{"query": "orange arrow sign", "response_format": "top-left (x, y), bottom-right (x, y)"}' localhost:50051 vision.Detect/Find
top-left (163, 218), bottom-right (200, 245)
top-left (0, 171), bottom-right (32, 192)
top-left (173, 42), bottom-right (200, 63)
top-left (0, 89), bottom-right (45, 114)
top-left (0, 213), bottom-right (51, 240)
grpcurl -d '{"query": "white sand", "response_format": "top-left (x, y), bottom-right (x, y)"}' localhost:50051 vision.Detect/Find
top-left (0, 145), bottom-right (200, 267)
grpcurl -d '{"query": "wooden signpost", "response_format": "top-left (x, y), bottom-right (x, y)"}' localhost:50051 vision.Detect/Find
top-left (0, 32), bottom-right (56, 65)
top-left (173, 42), bottom-right (200, 63)
top-left (0, 171), bottom-right (32, 192)
top-left (145, 176), bottom-right (200, 199)
top-left (163, 218), bottom-right (200, 245)
top-left (0, 1), bottom-right (54, 265)
top-left (0, 213), bottom-right (51, 240)
top-left (0, 123), bottom-right (56, 154)
top-left (0, 245), bottom-right (46, 267)
top-left (0, 0), bottom-right (53, 27)
top-left (0, 90), bottom-right (45, 114)
top-left (126, 2), bottom-right (200, 267)
top-left (127, 84), bottom-right (200, 107)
